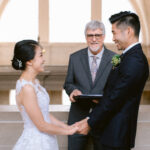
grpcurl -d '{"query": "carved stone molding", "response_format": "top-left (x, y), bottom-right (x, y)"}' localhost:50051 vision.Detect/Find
top-left (0, 66), bottom-right (149, 91)
top-left (0, 66), bottom-right (67, 90)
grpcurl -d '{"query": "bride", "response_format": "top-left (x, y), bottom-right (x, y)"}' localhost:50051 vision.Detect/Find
top-left (12, 40), bottom-right (78, 150)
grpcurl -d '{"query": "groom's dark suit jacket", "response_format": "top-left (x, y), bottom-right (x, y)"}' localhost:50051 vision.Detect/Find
top-left (64, 47), bottom-right (115, 124)
top-left (88, 44), bottom-right (149, 148)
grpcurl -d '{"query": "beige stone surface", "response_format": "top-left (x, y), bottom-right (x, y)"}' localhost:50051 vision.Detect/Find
top-left (0, 91), bottom-right (9, 104)
top-left (0, 105), bottom-right (150, 150)
top-left (48, 90), bottom-right (62, 104)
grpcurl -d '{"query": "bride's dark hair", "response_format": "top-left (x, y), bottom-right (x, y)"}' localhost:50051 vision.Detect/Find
top-left (12, 40), bottom-right (40, 70)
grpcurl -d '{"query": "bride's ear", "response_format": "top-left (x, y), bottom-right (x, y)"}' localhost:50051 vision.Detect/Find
top-left (26, 60), bottom-right (33, 66)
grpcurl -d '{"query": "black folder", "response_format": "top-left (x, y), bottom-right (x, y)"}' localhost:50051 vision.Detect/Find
top-left (73, 94), bottom-right (103, 101)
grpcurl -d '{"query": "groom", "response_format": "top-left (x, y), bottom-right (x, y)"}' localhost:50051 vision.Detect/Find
top-left (77, 11), bottom-right (149, 150)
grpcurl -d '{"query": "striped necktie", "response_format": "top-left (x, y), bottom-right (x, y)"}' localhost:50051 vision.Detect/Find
top-left (91, 56), bottom-right (98, 82)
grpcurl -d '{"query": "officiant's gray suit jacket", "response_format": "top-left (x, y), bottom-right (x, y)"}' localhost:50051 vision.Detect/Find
top-left (64, 47), bottom-right (115, 124)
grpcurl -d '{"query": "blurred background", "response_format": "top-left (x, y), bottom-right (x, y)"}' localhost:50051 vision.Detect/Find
top-left (0, 0), bottom-right (149, 106)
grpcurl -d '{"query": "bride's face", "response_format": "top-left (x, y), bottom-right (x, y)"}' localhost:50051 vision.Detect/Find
top-left (30, 46), bottom-right (45, 73)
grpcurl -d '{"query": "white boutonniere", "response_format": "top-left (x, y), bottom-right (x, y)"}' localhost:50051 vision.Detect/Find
top-left (111, 54), bottom-right (121, 69)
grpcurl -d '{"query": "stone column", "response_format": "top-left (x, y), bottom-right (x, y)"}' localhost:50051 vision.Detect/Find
top-left (91, 0), bottom-right (102, 20)
top-left (129, 0), bottom-right (150, 61)
top-left (48, 90), bottom-right (62, 104)
top-left (0, 91), bottom-right (9, 104)
top-left (141, 91), bottom-right (150, 104)
top-left (0, 0), bottom-right (9, 18)
top-left (39, 0), bottom-right (49, 43)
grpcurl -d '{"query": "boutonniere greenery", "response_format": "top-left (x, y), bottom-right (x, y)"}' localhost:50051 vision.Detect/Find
top-left (111, 54), bottom-right (121, 69)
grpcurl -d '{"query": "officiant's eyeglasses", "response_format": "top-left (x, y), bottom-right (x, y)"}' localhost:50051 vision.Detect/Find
top-left (86, 34), bottom-right (103, 39)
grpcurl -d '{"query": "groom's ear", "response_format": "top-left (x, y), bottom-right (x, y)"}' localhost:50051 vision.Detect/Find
top-left (127, 26), bottom-right (134, 36)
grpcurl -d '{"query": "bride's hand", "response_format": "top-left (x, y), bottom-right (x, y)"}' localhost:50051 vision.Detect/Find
top-left (67, 124), bottom-right (78, 135)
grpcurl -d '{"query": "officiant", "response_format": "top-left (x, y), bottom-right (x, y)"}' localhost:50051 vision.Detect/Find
top-left (64, 20), bottom-right (115, 150)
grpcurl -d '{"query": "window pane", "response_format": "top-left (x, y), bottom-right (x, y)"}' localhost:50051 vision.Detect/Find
top-left (0, 0), bottom-right (38, 42)
top-left (49, 0), bottom-right (91, 42)
top-left (62, 90), bottom-right (70, 105)
top-left (9, 89), bottom-right (16, 105)
top-left (102, 0), bottom-right (137, 43)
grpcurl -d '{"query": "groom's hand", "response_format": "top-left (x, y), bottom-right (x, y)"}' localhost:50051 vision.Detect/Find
top-left (75, 118), bottom-right (90, 135)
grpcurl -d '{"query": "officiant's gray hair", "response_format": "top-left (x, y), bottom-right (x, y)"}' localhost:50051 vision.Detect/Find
top-left (84, 20), bottom-right (105, 36)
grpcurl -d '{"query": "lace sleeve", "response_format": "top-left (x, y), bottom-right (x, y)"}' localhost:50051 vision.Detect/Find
top-left (16, 79), bottom-right (35, 95)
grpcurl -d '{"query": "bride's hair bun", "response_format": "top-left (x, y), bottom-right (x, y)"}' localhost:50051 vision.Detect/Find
top-left (12, 57), bottom-right (23, 70)
top-left (12, 40), bottom-right (39, 70)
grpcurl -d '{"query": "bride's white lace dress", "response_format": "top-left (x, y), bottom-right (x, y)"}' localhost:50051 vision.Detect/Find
top-left (13, 79), bottom-right (59, 150)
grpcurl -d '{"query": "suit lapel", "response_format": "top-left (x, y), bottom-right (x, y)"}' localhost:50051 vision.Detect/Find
top-left (80, 48), bottom-right (93, 87)
top-left (94, 49), bottom-right (112, 84)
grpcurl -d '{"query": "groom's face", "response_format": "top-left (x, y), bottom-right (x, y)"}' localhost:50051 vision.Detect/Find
top-left (112, 23), bottom-right (129, 50)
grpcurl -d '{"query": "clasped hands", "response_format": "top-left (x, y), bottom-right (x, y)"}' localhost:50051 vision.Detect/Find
top-left (69, 89), bottom-right (99, 135)
top-left (69, 118), bottom-right (90, 135)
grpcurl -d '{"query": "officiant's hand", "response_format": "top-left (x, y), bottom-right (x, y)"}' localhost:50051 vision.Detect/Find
top-left (70, 89), bottom-right (82, 102)
top-left (92, 99), bottom-right (99, 104)
top-left (75, 118), bottom-right (90, 135)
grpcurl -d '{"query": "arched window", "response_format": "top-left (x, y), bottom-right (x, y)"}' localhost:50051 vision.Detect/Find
top-left (102, 0), bottom-right (139, 43)
top-left (49, 0), bottom-right (91, 42)
top-left (0, 0), bottom-right (38, 42)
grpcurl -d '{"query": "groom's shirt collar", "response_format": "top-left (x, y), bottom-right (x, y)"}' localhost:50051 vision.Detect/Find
top-left (123, 42), bottom-right (140, 54)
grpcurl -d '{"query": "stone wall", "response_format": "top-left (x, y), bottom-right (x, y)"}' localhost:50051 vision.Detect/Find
top-left (0, 105), bottom-right (150, 150)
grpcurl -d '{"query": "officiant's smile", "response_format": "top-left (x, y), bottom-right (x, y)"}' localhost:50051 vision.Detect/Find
top-left (86, 28), bottom-right (105, 54)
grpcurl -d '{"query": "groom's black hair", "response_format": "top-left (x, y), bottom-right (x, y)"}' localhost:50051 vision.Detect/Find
top-left (109, 11), bottom-right (140, 37)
